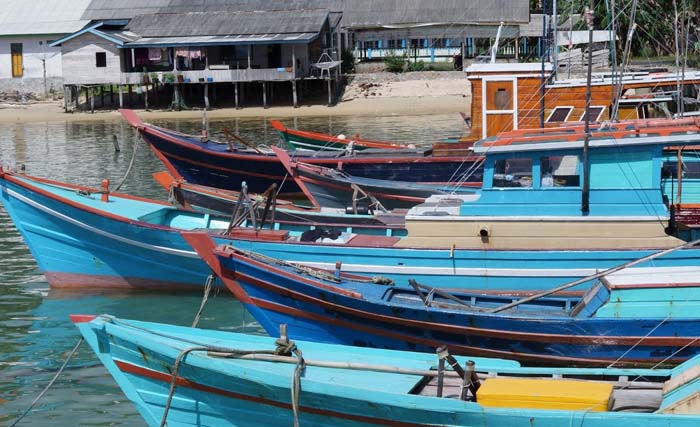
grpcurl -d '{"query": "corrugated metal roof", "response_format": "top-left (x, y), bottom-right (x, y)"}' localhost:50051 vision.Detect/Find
top-left (82, 0), bottom-right (530, 26)
top-left (125, 33), bottom-right (319, 48)
top-left (0, 0), bottom-right (92, 36)
top-left (126, 9), bottom-right (329, 38)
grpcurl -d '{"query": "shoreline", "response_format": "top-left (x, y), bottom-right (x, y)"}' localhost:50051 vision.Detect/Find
top-left (0, 94), bottom-right (470, 124)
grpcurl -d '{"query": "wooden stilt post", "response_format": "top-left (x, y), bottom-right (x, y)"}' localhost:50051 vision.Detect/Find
top-left (262, 81), bottom-right (267, 108)
top-left (118, 85), bottom-right (123, 108)
top-left (89, 87), bottom-right (94, 113)
top-left (327, 78), bottom-right (332, 106)
top-left (128, 85), bottom-right (133, 107)
top-left (154, 82), bottom-right (159, 107)
top-left (144, 84), bottom-right (149, 110)
top-left (204, 83), bottom-right (210, 109)
top-left (292, 80), bottom-right (298, 107)
top-left (75, 86), bottom-right (79, 111)
top-left (63, 86), bottom-right (68, 112)
top-left (234, 82), bottom-right (239, 109)
top-left (173, 84), bottom-right (181, 111)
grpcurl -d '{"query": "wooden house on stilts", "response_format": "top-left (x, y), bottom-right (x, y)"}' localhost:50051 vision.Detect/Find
top-left (51, 9), bottom-right (340, 111)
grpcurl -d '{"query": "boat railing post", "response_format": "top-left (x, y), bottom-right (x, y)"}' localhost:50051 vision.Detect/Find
top-left (101, 179), bottom-right (110, 202)
top-left (436, 346), bottom-right (448, 397)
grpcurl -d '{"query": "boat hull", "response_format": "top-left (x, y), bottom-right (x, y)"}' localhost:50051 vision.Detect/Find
top-left (75, 316), bottom-right (700, 427)
top-left (4, 171), bottom-right (700, 292)
top-left (141, 124), bottom-right (483, 195)
top-left (213, 247), bottom-right (700, 367)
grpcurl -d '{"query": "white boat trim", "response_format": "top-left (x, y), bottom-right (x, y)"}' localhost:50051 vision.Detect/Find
top-left (6, 187), bottom-right (200, 258)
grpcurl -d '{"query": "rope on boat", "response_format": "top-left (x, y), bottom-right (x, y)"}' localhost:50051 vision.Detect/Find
top-left (158, 326), bottom-right (305, 427)
top-left (114, 133), bottom-right (140, 192)
top-left (191, 274), bottom-right (215, 328)
top-left (10, 338), bottom-right (84, 427)
top-left (159, 346), bottom-right (210, 427)
top-left (225, 245), bottom-right (343, 283)
top-left (607, 314), bottom-right (672, 368)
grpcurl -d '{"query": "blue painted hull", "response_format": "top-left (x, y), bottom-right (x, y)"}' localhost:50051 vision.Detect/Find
top-left (142, 125), bottom-right (483, 195)
top-left (214, 248), bottom-right (700, 367)
top-left (3, 171), bottom-right (700, 292)
top-left (75, 315), bottom-right (700, 427)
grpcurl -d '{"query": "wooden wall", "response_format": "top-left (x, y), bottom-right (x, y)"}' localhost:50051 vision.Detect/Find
top-left (62, 33), bottom-right (121, 85)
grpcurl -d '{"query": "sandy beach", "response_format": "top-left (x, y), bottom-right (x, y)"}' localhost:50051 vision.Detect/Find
top-left (0, 73), bottom-right (471, 123)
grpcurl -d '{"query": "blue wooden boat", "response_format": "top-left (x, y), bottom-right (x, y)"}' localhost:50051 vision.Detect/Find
top-left (0, 169), bottom-right (404, 290)
top-left (74, 314), bottom-right (700, 427)
top-left (153, 170), bottom-right (408, 226)
top-left (272, 146), bottom-right (475, 210)
top-left (190, 238), bottom-right (700, 367)
top-left (121, 109), bottom-right (483, 196)
top-left (9, 118), bottom-right (700, 292)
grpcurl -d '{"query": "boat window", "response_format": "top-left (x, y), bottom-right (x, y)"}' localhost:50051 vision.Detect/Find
top-left (494, 88), bottom-right (510, 110)
top-left (546, 107), bottom-right (573, 123)
top-left (493, 158), bottom-right (532, 188)
top-left (579, 106), bottom-right (605, 122)
top-left (540, 156), bottom-right (580, 187)
top-left (663, 160), bottom-right (700, 179)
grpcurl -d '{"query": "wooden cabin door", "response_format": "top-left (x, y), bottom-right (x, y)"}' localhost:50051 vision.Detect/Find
top-left (482, 78), bottom-right (517, 138)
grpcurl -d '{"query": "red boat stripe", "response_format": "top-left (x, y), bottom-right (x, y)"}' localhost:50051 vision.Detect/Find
top-left (250, 297), bottom-right (681, 367)
top-left (4, 174), bottom-right (173, 229)
top-left (115, 360), bottom-right (444, 427)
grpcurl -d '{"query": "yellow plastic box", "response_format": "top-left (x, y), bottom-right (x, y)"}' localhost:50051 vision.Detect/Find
top-left (476, 377), bottom-right (613, 411)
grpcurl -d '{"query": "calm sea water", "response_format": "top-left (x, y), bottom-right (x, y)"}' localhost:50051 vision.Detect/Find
top-left (0, 112), bottom-right (466, 426)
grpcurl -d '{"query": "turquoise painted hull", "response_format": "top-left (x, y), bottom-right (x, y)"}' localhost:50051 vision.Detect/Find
top-left (75, 315), bottom-right (700, 427)
top-left (3, 171), bottom-right (700, 291)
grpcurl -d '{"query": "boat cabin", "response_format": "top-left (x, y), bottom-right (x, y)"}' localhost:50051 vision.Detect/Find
top-left (466, 63), bottom-right (700, 139)
top-left (401, 118), bottom-right (700, 250)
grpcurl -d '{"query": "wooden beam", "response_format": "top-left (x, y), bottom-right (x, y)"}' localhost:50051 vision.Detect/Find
top-left (327, 78), bottom-right (332, 106)
top-left (118, 85), bottom-right (123, 108)
top-left (262, 81), bottom-right (267, 109)
top-left (292, 80), bottom-right (298, 108)
top-left (204, 83), bottom-right (210, 109)
top-left (234, 82), bottom-right (239, 109)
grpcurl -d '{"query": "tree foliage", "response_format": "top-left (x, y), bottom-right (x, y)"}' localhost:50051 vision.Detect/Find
top-left (543, 0), bottom-right (700, 58)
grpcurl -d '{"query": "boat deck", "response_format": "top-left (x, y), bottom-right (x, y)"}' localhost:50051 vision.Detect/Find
top-left (414, 375), bottom-right (663, 412)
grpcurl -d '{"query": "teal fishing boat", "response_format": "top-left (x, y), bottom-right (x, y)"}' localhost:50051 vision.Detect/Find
top-left (74, 314), bottom-right (700, 427)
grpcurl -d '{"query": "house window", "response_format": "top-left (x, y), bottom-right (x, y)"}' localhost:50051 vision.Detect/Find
top-left (95, 52), bottom-right (107, 68)
top-left (11, 43), bottom-right (22, 77)
top-left (546, 107), bottom-right (573, 123)
top-left (541, 155), bottom-right (580, 187)
top-left (580, 106), bottom-right (605, 122)
top-left (493, 158), bottom-right (532, 188)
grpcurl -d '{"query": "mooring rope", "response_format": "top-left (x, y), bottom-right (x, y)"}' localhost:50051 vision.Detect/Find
top-left (114, 134), bottom-right (140, 192)
top-left (191, 274), bottom-right (215, 328)
top-left (10, 338), bottom-right (83, 427)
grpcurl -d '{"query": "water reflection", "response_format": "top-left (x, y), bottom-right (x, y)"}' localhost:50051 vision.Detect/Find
top-left (0, 113), bottom-right (464, 425)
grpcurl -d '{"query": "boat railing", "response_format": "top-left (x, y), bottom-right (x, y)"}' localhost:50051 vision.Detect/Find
top-left (477, 116), bottom-right (700, 149)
